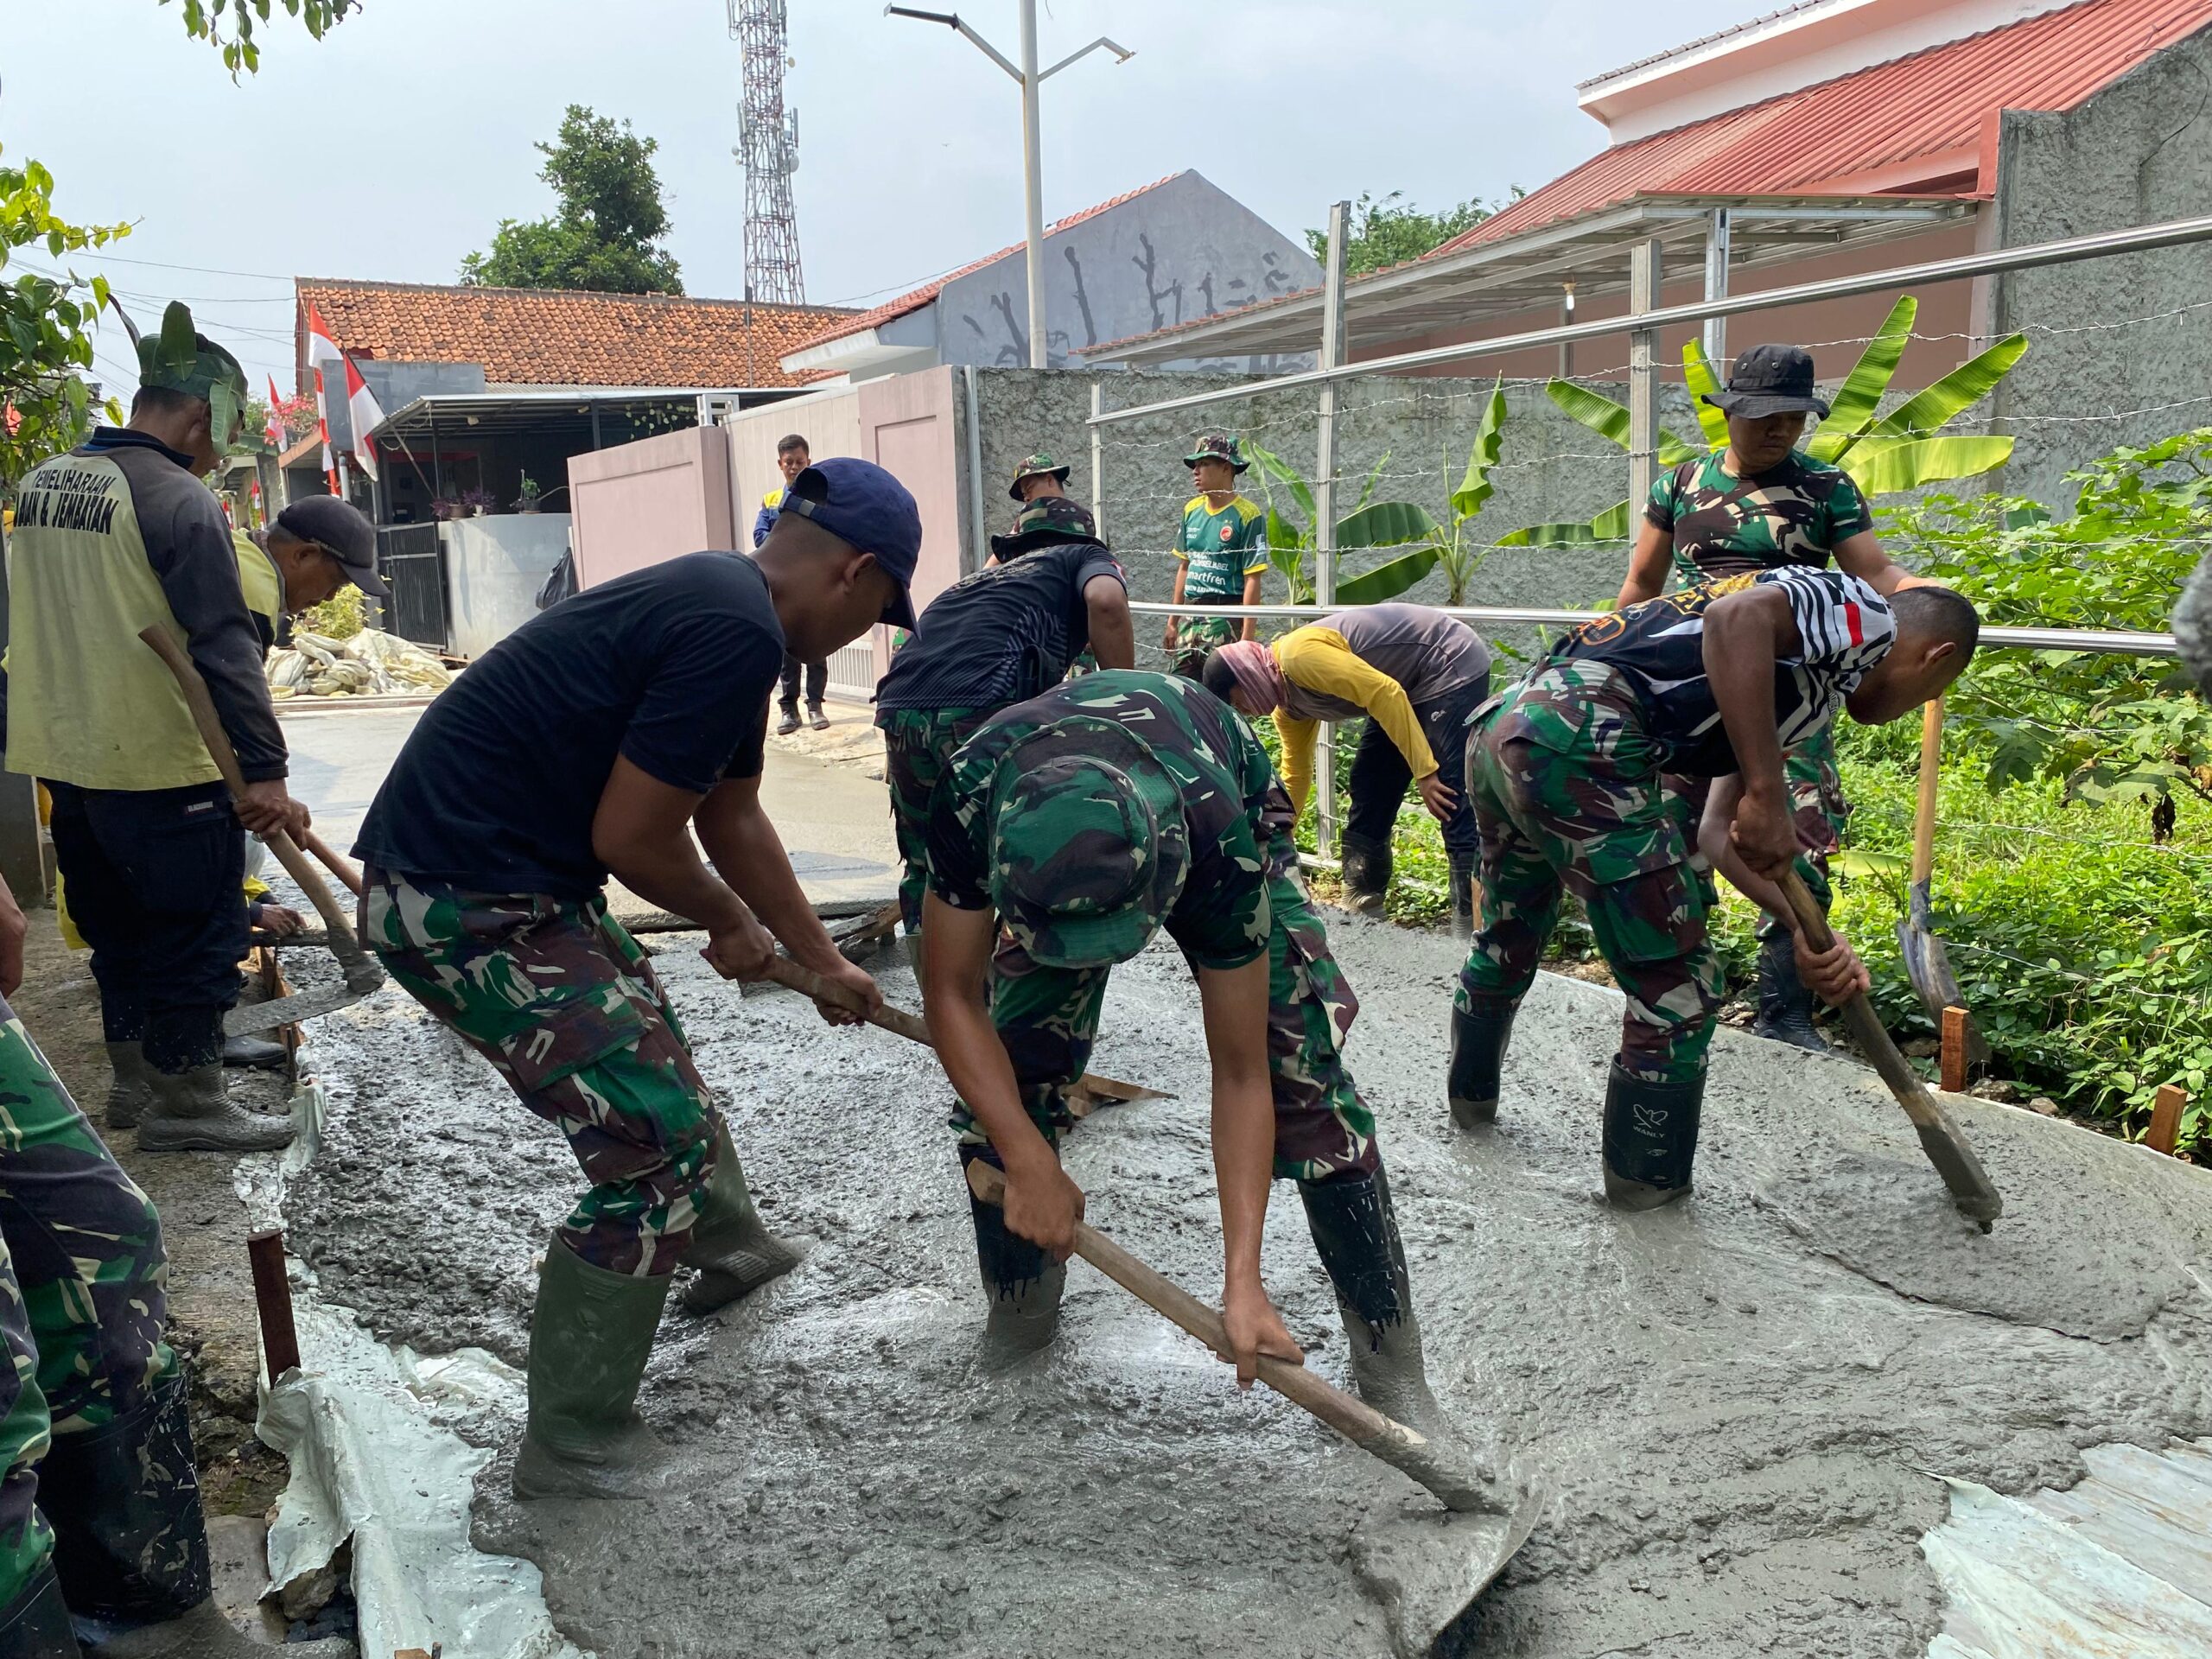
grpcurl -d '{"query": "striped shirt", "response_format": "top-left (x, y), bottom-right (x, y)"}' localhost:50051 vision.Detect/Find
top-left (1551, 567), bottom-right (1894, 777)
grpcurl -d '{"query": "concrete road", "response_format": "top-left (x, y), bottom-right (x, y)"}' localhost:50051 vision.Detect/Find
top-left (277, 703), bottom-right (899, 906)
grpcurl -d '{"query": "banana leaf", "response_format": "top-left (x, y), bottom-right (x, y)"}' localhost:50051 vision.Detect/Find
top-left (1356, 449), bottom-right (1391, 513)
top-left (1243, 437), bottom-right (1314, 524)
top-left (1682, 340), bottom-right (1730, 449)
top-left (1868, 333), bottom-right (2029, 441)
top-left (1267, 539), bottom-right (1314, 606)
top-left (1497, 498), bottom-right (1634, 548)
top-left (1263, 505), bottom-right (1304, 554)
top-left (1807, 296), bottom-right (1916, 460)
top-left (1546, 378), bottom-right (1631, 448)
top-left (1450, 378), bottom-right (1508, 522)
top-left (1336, 545), bottom-right (1441, 606)
top-left (1337, 499), bottom-right (1441, 549)
top-left (1840, 433), bottom-right (2015, 495)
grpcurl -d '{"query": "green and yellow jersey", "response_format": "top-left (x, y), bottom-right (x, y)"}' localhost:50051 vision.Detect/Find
top-left (1174, 493), bottom-right (1268, 599)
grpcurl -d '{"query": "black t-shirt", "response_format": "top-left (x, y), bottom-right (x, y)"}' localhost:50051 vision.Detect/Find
top-left (874, 540), bottom-right (1124, 713)
top-left (354, 551), bottom-right (780, 897)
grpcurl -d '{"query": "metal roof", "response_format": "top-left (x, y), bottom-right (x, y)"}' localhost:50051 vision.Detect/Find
top-left (365, 388), bottom-right (794, 446)
top-left (1090, 194), bottom-right (1970, 366)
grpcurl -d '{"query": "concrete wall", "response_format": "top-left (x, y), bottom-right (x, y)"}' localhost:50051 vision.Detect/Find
top-left (443, 512), bottom-right (569, 659)
top-left (567, 428), bottom-right (736, 588)
top-left (1988, 23), bottom-right (2212, 509)
top-left (939, 171), bottom-right (1319, 373)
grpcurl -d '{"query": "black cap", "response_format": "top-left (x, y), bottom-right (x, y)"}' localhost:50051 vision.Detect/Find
top-left (275, 496), bottom-right (390, 600)
top-left (1706, 344), bottom-right (1831, 420)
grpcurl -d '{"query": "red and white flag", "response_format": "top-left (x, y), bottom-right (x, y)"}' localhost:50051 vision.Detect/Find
top-left (343, 353), bottom-right (385, 483)
top-left (304, 302), bottom-right (343, 488)
top-left (264, 375), bottom-right (286, 454)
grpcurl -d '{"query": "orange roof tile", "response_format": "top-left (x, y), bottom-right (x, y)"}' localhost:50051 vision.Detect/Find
top-left (1435, 0), bottom-right (2212, 257)
top-left (293, 278), bottom-right (856, 393)
top-left (791, 174), bottom-right (1185, 353)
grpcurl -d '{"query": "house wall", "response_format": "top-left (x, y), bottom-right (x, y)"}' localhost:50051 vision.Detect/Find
top-left (443, 512), bottom-right (570, 659)
top-left (1987, 24), bottom-right (2212, 508)
top-left (567, 429), bottom-right (736, 588)
top-left (939, 172), bottom-right (1320, 373)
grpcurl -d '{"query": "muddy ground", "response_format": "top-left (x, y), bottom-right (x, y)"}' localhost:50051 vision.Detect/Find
top-left (279, 910), bottom-right (2212, 1659)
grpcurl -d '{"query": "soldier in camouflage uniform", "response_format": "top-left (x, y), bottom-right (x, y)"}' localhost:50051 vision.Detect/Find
top-left (875, 496), bottom-right (1133, 942)
top-left (1007, 452), bottom-right (1071, 506)
top-left (918, 670), bottom-right (1478, 1460)
top-left (1618, 343), bottom-right (1929, 1052)
top-left (0, 881), bottom-right (347, 1655)
top-left (1451, 569), bottom-right (1979, 1209)
top-left (353, 459), bottom-right (920, 1503)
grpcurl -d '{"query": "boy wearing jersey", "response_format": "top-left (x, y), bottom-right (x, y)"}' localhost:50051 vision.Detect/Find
top-left (1449, 569), bottom-right (1979, 1210)
top-left (1164, 434), bottom-right (1268, 677)
top-left (1616, 344), bottom-right (1923, 1054)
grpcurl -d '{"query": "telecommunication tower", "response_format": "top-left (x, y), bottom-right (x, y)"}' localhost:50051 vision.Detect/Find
top-left (728, 0), bottom-right (806, 305)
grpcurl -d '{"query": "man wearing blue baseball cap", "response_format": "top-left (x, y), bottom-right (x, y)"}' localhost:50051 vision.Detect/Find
top-left (353, 456), bottom-right (919, 1500)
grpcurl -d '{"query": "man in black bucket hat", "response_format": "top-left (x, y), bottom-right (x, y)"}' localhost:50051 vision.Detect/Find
top-left (1609, 341), bottom-right (1931, 1058)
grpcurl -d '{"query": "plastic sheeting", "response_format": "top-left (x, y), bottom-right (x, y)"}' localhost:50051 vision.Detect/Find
top-left (1923, 1440), bottom-right (2212, 1658)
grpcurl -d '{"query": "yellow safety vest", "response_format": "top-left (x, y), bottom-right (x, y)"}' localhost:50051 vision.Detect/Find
top-left (232, 530), bottom-right (283, 637)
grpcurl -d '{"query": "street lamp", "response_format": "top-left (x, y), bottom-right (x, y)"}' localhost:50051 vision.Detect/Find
top-left (886, 4), bottom-right (1134, 370)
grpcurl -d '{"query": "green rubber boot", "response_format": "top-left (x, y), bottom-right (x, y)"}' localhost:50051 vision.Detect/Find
top-left (679, 1122), bottom-right (803, 1314)
top-left (104, 1041), bottom-right (155, 1133)
top-left (135, 1065), bottom-right (296, 1154)
top-left (512, 1236), bottom-right (678, 1502)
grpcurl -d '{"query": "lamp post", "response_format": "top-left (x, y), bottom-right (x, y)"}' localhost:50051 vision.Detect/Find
top-left (886, 3), bottom-right (1133, 369)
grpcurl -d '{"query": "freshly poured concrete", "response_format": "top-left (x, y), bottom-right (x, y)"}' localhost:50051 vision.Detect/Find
top-left (284, 917), bottom-right (2212, 1659)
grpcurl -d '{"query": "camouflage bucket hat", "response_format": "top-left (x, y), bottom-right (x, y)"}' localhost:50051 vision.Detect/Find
top-left (989, 494), bottom-right (1103, 560)
top-left (135, 302), bottom-right (250, 450)
top-left (1007, 451), bottom-right (1072, 501)
top-left (988, 717), bottom-right (1190, 969)
top-left (1182, 433), bottom-right (1248, 472)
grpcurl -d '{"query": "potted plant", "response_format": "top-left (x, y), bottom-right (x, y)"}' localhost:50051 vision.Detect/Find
top-left (432, 496), bottom-right (462, 522)
top-left (461, 486), bottom-right (495, 518)
top-left (514, 474), bottom-right (543, 514)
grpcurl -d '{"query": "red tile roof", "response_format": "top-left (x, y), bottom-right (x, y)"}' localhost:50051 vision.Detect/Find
top-left (1436, 0), bottom-right (2212, 257)
top-left (791, 174), bottom-right (1185, 353)
top-left (293, 278), bottom-right (856, 393)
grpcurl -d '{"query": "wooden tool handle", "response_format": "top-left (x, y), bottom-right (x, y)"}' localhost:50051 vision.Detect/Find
top-left (301, 829), bottom-right (364, 899)
top-left (1777, 868), bottom-right (1935, 1121)
top-left (1910, 697), bottom-right (1943, 887)
top-left (964, 1160), bottom-right (1402, 1448)
top-left (140, 627), bottom-right (382, 992)
top-left (760, 953), bottom-right (934, 1045)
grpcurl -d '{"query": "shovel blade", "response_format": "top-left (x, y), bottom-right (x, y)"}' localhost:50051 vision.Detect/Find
top-left (1350, 1471), bottom-right (1548, 1657)
top-left (225, 982), bottom-right (373, 1037)
top-left (1895, 917), bottom-right (1993, 1068)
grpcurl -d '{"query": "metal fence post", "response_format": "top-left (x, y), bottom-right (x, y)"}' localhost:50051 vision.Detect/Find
top-left (1312, 199), bottom-right (1350, 861)
top-left (1089, 378), bottom-right (1106, 544)
top-left (1628, 236), bottom-right (1663, 511)
top-left (1702, 209), bottom-right (1731, 370)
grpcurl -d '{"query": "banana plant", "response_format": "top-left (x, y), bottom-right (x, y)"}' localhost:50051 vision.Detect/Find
top-left (1500, 296), bottom-right (2028, 547)
top-left (1243, 437), bottom-right (1442, 607)
top-left (1435, 377), bottom-right (1510, 603)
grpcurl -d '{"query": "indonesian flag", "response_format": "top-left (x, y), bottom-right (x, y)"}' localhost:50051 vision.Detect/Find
top-left (264, 375), bottom-right (286, 454)
top-left (343, 353), bottom-right (384, 483)
top-left (304, 302), bottom-right (344, 489)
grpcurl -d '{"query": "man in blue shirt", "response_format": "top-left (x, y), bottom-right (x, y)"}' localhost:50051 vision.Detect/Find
top-left (354, 459), bottom-right (919, 1502)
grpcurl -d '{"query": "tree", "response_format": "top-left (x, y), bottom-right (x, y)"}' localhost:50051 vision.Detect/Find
top-left (1, 149), bottom-right (130, 493)
top-left (1304, 189), bottom-right (1520, 279)
top-left (163, 0), bottom-right (359, 77)
top-left (461, 106), bottom-right (683, 296)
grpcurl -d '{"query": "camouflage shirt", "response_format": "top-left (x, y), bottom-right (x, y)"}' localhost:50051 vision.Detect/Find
top-left (926, 670), bottom-right (1280, 969)
top-left (1646, 450), bottom-right (1873, 583)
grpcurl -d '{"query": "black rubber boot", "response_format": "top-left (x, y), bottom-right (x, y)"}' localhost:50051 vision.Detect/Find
top-left (219, 1033), bottom-right (287, 1071)
top-left (512, 1236), bottom-right (678, 1501)
top-left (774, 703), bottom-right (800, 736)
top-left (0, 1564), bottom-right (76, 1659)
top-left (1337, 832), bottom-right (1392, 917)
top-left (807, 703), bottom-right (831, 732)
top-left (1446, 994), bottom-right (1516, 1129)
top-left (679, 1120), bottom-right (803, 1313)
top-left (41, 1369), bottom-right (353, 1656)
top-left (1600, 1062), bottom-right (1706, 1211)
top-left (1446, 852), bottom-right (1475, 941)
top-left (135, 1065), bottom-right (296, 1154)
top-left (1751, 931), bottom-right (1830, 1053)
top-left (1298, 1166), bottom-right (1446, 1430)
top-left (960, 1146), bottom-right (1065, 1360)
top-left (103, 1042), bottom-right (153, 1133)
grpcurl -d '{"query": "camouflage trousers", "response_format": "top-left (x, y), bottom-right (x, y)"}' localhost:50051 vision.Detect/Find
top-left (1169, 607), bottom-right (1240, 678)
top-left (952, 822), bottom-right (1382, 1182)
top-left (880, 706), bottom-right (988, 936)
top-left (1664, 721), bottom-right (1847, 934)
top-left (1455, 663), bottom-right (1725, 1084)
top-left (363, 871), bottom-right (720, 1277)
top-left (0, 996), bottom-right (175, 1603)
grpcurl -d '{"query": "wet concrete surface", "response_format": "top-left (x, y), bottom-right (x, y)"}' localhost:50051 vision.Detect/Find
top-left (282, 908), bottom-right (2212, 1659)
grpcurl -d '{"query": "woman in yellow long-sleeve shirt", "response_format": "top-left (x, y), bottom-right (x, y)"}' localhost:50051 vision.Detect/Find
top-left (1204, 602), bottom-right (1491, 934)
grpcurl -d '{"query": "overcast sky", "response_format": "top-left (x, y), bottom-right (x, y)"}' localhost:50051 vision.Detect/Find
top-left (3, 0), bottom-right (1752, 399)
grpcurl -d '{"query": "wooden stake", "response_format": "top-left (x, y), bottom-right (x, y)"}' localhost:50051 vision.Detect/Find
top-left (1940, 1006), bottom-right (1969, 1095)
top-left (2146, 1083), bottom-right (2188, 1156)
top-left (247, 1229), bottom-right (302, 1381)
